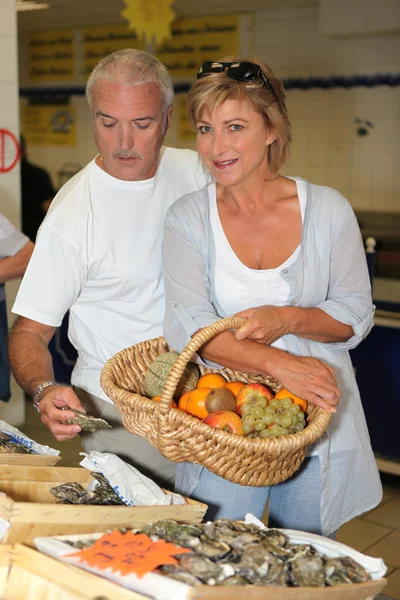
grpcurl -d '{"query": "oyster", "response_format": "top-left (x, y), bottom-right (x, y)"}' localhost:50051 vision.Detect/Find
top-left (188, 535), bottom-right (231, 560)
top-left (65, 409), bottom-right (112, 432)
top-left (178, 553), bottom-right (223, 584)
top-left (158, 565), bottom-right (202, 586)
top-left (142, 520), bottom-right (203, 548)
top-left (289, 546), bottom-right (325, 587)
top-left (220, 575), bottom-right (249, 586)
top-left (0, 433), bottom-right (32, 454)
top-left (325, 556), bottom-right (371, 585)
top-left (89, 472), bottom-right (124, 505)
top-left (50, 482), bottom-right (94, 504)
top-left (234, 544), bottom-right (287, 584)
top-left (50, 474), bottom-right (124, 506)
top-left (260, 529), bottom-right (288, 547)
top-left (229, 532), bottom-right (263, 551)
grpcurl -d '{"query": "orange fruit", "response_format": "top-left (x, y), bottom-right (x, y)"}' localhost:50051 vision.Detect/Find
top-left (151, 395), bottom-right (177, 409)
top-left (274, 388), bottom-right (308, 412)
top-left (224, 380), bottom-right (246, 398)
top-left (197, 373), bottom-right (227, 389)
top-left (186, 387), bottom-right (212, 419)
top-left (178, 391), bottom-right (191, 412)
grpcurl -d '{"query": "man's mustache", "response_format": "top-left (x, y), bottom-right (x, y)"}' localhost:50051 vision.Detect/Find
top-left (112, 150), bottom-right (144, 159)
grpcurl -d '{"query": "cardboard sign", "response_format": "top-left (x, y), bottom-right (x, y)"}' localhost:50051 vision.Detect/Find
top-left (65, 530), bottom-right (191, 578)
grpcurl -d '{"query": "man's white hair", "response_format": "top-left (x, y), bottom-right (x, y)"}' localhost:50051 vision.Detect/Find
top-left (86, 49), bottom-right (174, 119)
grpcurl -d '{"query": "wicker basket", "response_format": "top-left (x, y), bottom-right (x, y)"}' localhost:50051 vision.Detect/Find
top-left (100, 317), bottom-right (331, 487)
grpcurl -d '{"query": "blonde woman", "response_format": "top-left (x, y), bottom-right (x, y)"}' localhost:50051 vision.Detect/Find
top-left (162, 59), bottom-right (381, 537)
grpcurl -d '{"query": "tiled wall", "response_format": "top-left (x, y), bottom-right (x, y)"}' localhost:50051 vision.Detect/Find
top-left (0, 0), bottom-right (25, 424)
top-left (254, 6), bottom-right (400, 212)
top-left (22, 4), bottom-right (400, 212)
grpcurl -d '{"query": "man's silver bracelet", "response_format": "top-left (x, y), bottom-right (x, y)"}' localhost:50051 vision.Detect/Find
top-left (32, 381), bottom-right (58, 413)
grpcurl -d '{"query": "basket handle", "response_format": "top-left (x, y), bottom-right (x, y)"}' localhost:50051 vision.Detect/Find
top-left (159, 316), bottom-right (247, 412)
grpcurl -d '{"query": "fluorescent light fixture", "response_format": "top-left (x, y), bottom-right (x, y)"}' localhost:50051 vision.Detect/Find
top-left (16, 1), bottom-right (50, 11)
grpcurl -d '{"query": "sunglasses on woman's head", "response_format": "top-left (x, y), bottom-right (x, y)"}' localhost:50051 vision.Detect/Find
top-left (196, 61), bottom-right (280, 104)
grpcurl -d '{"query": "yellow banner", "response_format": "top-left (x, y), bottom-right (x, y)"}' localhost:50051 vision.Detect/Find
top-left (177, 94), bottom-right (196, 141)
top-left (28, 29), bottom-right (74, 82)
top-left (81, 25), bottom-right (145, 79)
top-left (21, 105), bottom-right (77, 146)
top-left (155, 15), bottom-right (240, 78)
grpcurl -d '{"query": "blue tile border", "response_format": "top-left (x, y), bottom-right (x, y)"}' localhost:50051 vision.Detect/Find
top-left (18, 73), bottom-right (400, 99)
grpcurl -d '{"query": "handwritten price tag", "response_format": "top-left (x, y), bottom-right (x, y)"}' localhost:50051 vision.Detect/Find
top-left (65, 530), bottom-right (191, 578)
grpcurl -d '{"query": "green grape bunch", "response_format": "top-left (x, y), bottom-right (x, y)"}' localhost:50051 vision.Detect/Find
top-left (241, 396), bottom-right (306, 438)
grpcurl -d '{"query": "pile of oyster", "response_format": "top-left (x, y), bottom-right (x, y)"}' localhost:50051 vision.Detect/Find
top-left (65, 519), bottom-right (372, 587)
top-left (50, 472), bottom-right (124, 505)
top-left (0, 432), bottom-right (33, 454)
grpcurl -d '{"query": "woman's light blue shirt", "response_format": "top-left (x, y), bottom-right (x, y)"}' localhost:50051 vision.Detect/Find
top-left (162, 177), bottom-right (382, 536)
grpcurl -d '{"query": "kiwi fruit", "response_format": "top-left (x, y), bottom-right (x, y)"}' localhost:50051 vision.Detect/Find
top-left (205, 387), bottom-right (236, 413)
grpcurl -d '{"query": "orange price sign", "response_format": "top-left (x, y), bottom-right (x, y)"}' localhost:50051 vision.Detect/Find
top-left (65, 530), bottom-right (192, 578)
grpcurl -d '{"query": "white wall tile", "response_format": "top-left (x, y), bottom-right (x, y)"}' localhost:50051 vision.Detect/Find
top-left (0, 1), bottom-right (15, 38)
top-left (0, 83), bottom-right (19, 131)
top-left (0, 171), bottom-right (21, 223)
top-left (0, 0), bottom-right (22, 373)
top-left (376, 35), bottom-right (400, 72)
top-left (0, 35), bottom-right (18, 84)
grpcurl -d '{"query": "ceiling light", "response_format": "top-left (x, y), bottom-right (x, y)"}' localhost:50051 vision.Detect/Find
top-left (16, 1), bottom-right (49, 11)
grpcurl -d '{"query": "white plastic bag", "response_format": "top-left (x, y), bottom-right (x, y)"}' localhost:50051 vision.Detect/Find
top-left (80, 451), bottom-right (186, 506)
top-left (0, 420), bottom-right (60, 456)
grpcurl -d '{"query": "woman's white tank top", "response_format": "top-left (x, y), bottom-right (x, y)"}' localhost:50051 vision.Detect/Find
top-left (210, 185), bottom-right (306, 352)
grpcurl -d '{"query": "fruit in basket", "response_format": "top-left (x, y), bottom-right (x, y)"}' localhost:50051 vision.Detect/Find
top-left (144, 352), bottom-right (199, 400)
top-left (236, 383), bottom-right (274, 416)
top-left (178, 391), bottom-right (191, 411)
top-left (186, 388), bottom-right (212, 419)
top-left (197, 373), bottom-right (227, 389)
top-left (224, 380), bottom-right (245, 398)
top-left (242, 396), bottom-right (307, 437)
top-left (151, 395), bottom-right (178, 409)
top-left (274, 387), bottom-right (308, 412)
top-left (203, 410), bottom-right (243, 435)
top-left (205, 387), bottom-right (236, 413)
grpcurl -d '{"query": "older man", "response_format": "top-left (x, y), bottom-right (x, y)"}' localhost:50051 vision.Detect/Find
top-left (9, 49), bottom-right (208, 486)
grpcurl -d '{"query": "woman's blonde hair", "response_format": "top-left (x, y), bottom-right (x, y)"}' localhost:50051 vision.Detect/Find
top-left (187, 57), bottom-right (292, 176)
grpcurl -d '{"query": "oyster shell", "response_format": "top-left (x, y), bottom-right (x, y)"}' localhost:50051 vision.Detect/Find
top-left (158, 565), bottom-right (202, 586)
top-left (50, 482), bottom-right (94, 504)
top-left (325, 556), bottom-right (371, 585)
top-left (233, 544), bottom-right (287, 584)
top-left (50, 473), bottom-right (124, 506)
top-left (142, 520), bottom-right (203, 548)
top-left (289, 546), bottom-right (325, 587)
top-left (178, 553), bottom-right (223, 584)
top-left (0, 433), bottom-right (32, 454)
top-left (188, 535), bottom-right (231, 560)
top-left (220, 575), bottom-right (249, 586)
top-left (260, 529), bottom-right (288, 547)
top-left (65, 409), bottom-right (112, 432)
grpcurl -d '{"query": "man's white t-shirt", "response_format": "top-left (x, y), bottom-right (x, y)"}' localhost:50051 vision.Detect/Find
top-left (13, 147), bottom-right (209, 402)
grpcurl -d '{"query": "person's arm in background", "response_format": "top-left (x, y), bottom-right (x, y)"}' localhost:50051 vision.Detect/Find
top-left (8, 219), bottom-right (87, 441)
top-left (234, 191), bottom-right (373, 350)
top-left (163, 194), bottom-right (339, 412)
top-left (0, 240), bottom-right (34, 282)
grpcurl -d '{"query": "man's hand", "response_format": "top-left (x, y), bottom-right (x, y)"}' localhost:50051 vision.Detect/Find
top-left (270, 353), bottom-right (340, 413)
top-left (38, 386), bottom-right (86, 441)
top-left (234, 306), bottom-right (291, 345)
